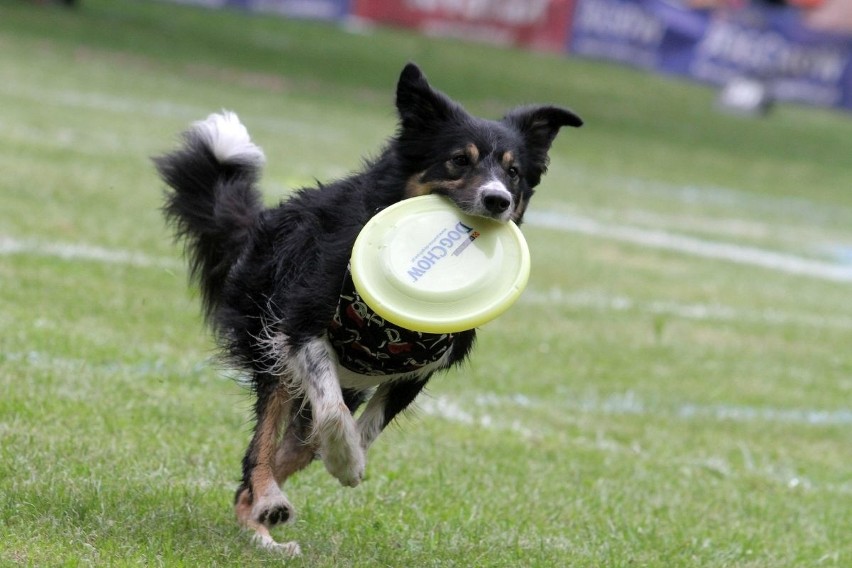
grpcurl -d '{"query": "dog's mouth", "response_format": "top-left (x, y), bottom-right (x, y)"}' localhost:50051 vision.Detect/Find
top-left (433, 183), bottom-right (514, 224)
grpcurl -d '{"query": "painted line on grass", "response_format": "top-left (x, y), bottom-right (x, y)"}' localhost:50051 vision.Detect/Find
top-left (0, 236), bottom-right (180, 269)
top-left (564, 166), bottom-right (852, 222)
top-left (417, 396), bottom-right (534, 438)
top-left (456, 391), bottom-right (852, 494)
top-left (475, 391), bottom-right (852, 427)
top-left (9, 351), bottom-right (849, 495)
top-left (520, 288), bottom-right (852, 330)
top-left (676, 403), bottom-right (852, 426)
top-left (0, 83), bottom-right (340, 139)
top-left (525, 210), bottom-right (852, 283)
top-left (418, 391), bottom-right (852, 433)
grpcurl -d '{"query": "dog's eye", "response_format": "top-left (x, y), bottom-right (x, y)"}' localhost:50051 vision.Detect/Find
top-left (507, 166), bottom-right (519, 179)
top-left (451, 154), bottom-right (470, 167)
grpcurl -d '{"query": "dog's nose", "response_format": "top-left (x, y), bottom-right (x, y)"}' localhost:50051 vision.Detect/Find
top-left (482, 190), bottom-right (511, 215)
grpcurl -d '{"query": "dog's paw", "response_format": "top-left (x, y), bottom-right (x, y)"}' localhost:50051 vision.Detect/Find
top-left (324, 443), bottom-right (365, 487)
top-left (251, 532), bottom-right (302, 557)
top-left (320, 415), bottom-right (366, 487)
top-left (249, 486), bottom-right (295, 527)
top-left (236, 486), bottom-right (300, 555)
top-left (255, 501), bottom-right (294, 527)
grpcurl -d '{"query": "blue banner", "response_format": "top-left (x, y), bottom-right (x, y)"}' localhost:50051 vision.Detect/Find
top-left (569, 0), bottom-right (852, 111)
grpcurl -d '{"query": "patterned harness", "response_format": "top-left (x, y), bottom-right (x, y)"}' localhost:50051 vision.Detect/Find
top-left (327, 267), bottom-right (455, 376)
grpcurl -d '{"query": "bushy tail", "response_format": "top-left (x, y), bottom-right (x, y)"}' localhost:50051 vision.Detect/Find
top-left (155, 111), bottom-right (266, 321)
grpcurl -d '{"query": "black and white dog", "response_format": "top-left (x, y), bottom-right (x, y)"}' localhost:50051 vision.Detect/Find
top-left (156, 63), bottom-right (581, 554)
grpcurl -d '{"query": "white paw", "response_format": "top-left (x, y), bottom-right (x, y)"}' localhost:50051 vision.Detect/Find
top-left (324, 444), bottom-right (365, 487)
top-left (192, 110), bottom-right (265, 166)
top-left (320, 414), bottom-right (366, 487)
top-left (251, 532), bottom-right (302, 557)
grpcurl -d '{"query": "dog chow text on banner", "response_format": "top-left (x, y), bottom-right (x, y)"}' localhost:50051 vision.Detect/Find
top-left (568, 0), bottom-right (852, 111)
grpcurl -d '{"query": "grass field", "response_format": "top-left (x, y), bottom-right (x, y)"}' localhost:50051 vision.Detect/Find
top-left (1, 0), bottom-right (851, 566)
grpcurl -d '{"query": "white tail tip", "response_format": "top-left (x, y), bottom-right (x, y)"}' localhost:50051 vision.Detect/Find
top-left (192, 111), bottom-right (266, 167)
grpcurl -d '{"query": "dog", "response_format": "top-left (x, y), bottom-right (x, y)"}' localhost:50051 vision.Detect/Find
top-left (155, 63), bottom-right (581, 554)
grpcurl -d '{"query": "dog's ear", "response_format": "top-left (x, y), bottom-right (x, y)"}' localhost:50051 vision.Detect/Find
top-left (503, 105), bottom-right (583, 187)
top-left (396, 63), bottom-right (459, 130)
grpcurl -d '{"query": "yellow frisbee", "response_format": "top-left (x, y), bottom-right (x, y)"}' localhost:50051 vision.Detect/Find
top-left (350, 195), bottom-right (530, 333)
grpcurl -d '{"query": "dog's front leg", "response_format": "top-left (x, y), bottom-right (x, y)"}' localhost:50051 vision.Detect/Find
top-left (292, 337), bottom-right (365, 487)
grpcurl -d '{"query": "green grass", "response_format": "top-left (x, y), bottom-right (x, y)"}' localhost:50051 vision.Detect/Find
top-left (1, 0), bottom-right (851, 566)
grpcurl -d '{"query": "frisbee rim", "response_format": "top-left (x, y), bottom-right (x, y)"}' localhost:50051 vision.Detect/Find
top-left (350, 195), bottom-right (530, 333)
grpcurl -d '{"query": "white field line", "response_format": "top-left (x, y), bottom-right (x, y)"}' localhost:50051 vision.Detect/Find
top-left (5, 234), bottom-right (852, 331)
top-left (8, 351), bottom-right (850, 494)
top-left (525, 210), bottom-right (852, 283)
top-left (0, 82), bottom-right (217, 123)
top-left (520, 288), bottom-right (852, 330)
top-left (6, 210), bottom-right (852, 284)
top-left (418, 393), bottom-right (852, 493)
top-left (419, 391), bottom-right (852, 429)
top-left (416, 396), bottom-right (535, 438)
top-left (556, 164), bottom-right (852, 224)
top-left (420, 394), bottom-right (852, 493)
top-left (0, 236), bottom-right (180, 269)
top-left (14, 348), bottom-right (848, 429)
top-left (0, 83), bottom-right (340, 139)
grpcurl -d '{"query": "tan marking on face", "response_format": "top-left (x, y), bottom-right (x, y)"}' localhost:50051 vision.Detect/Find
top-left (511, 194), bottom-right (528, 223)
top-left (501, 151), bottom-right (515, 169)
top-left (406, 172), bottom-right (469, 198)
top-left (466, 143), bottom-right (479, 163)
top-left (405, 172), bottom-right (431, 198)
top-left (440, 178), bottom-right (466, 191)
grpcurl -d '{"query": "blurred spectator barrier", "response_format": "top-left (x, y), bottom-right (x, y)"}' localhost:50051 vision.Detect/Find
top-left (351, 0), bottom-right (574, 52)
top-left (569, 0), bottom-right (852, 111)
top-left (170, 0), bottom-right (852, 112)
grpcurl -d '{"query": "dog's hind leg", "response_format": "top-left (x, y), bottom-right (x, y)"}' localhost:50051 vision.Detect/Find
top-left (271, 397), bottom-right (316, 483)
top-left (292, 337), bottom-right (365, 487)
top-left (234, 379), bottom-right (300, 556)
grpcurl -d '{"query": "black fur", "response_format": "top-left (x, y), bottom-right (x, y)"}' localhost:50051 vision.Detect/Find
top-left (155, 63), bottom-right (581, 551)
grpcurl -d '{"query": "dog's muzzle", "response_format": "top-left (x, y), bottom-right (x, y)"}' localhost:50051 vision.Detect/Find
top-left (477, 180), bottom-right (513, 221)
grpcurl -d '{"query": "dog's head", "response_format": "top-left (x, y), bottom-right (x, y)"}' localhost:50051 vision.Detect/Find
top-left (394, 63), bottom-right (582, 224)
